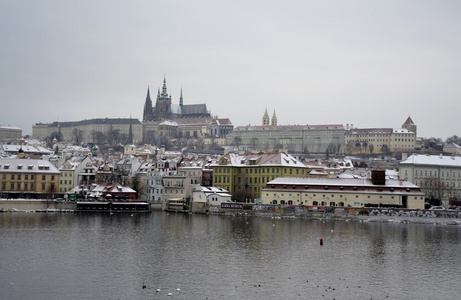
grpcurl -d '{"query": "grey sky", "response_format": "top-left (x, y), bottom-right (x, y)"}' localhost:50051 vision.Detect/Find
top-left (1, 1), bottom-right (460, 139)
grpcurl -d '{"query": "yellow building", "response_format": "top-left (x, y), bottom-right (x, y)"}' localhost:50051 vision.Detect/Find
top-left (344, 117), bottom-right (417, 154)
top-left (211, 152), bottom-right (308, 201)
top-left (0, 158), bottom-right (60, 198)
top-left (261, 169), bottom-right (425, 209)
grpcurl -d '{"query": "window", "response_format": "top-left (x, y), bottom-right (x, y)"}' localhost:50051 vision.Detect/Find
top-left (11, 174), bottom-right (15, 180)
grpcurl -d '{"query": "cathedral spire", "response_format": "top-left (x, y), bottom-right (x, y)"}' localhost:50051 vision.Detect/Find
top-left (161, 76), bottom-right (168, 97)
top-left (271, 110), bottom-right (277, 126)
top-left (143, 86), bottom-right (153, 122)
top-left (262, 108), bottom-right (270, 126)
top-left (147, 86), bottom-right (150, 99)
top-left (180, 88), bottom-right (183, 106)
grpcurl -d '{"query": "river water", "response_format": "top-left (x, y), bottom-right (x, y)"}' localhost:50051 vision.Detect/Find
top-left (1, 212), bottom-right (460, 300)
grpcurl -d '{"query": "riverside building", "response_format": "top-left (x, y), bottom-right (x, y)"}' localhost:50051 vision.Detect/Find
top-left (211, 152), bottom-right (308, 201)
top-left (0, 158), bottom-right (60, 199)
top-left (261, 169), bottom-right (425, 209)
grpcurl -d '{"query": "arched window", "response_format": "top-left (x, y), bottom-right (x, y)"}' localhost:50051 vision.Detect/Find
top-left (329, 201), bottom-right (335, 206)
top-left (313, 201), bottom-right (318, 206)
top-left (338, 202), bottom-right (344, 206)
top-left (321, 201), bottom-right (327, 206)
top-left (272, 200), bottom-right (277, 204)
top-left (288, 200), bottom-right (293, 205)
top-left (280, 200), bottom-right (286, 205)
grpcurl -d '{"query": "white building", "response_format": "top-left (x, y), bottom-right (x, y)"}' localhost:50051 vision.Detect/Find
top-left (399, 154), bottom-right (461, 205)
top-left (143, 157), bottom-right (180, 203)
top-left (192, 186), bottom-right (232, 205)
top-left (58, 156), bottom-right (93, 193)
top-left (262, 169), bottom-right (425, 209)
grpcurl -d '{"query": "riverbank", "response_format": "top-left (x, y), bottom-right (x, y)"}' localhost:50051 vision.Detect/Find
top-left (0, 199), bottom-right (75, 212)
top-left (2, 199), bottom-right (461, 226)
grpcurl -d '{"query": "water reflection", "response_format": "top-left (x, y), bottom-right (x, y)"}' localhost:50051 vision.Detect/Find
top-left (1, 212), bottom-right (461, 299)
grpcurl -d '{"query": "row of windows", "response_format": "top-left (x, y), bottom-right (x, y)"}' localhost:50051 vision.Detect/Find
top-left (418, 180), bottom-right (461, 188)
top-left (1, 174), bottom-right (55, 181)
top-left (214, 167), bottom-right (303, 175)
top-left (411, 169), bottom-right (461, 178)
top-left (1, 182), bottom-right (38, 190)
top-left (265, 193), bottom-right (421, 200)
top-left (2, 174), bottom-right (36, 180)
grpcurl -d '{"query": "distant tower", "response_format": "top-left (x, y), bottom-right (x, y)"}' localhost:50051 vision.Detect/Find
top-left (154, 76), bottom-right (172, 121)
top-left (179, 88), bottom-right (184, 107)
top-left (402, 116), bottom-right (417, 135)
top-left (271, 110), bottom-right (277, 126)
top-left (143, 87), bottom-right (153, 122)
top-left (262, 109), bottom-right (270, 126)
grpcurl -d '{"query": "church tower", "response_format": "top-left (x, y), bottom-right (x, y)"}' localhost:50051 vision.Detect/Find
top-left (402, 116), bottom-right (417, 135)
top-left (271, 110), bottom-right (277, 126)
top-left (262, 108), bottom-right (270, 126)
top-left (154, 77), bottom-right (172, 121)
top-left (143, 87), bottom-right (153, 122)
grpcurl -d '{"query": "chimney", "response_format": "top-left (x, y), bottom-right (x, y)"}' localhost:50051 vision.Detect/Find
top-left (371, 168), bottom-right (386, 185)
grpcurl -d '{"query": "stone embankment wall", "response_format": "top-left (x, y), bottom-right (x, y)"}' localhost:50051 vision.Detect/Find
top-left (0, 200), bottom-right (76, 212)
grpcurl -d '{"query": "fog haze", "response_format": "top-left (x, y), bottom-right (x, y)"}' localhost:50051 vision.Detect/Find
top-left (1, 1), bottom-right (460, 138)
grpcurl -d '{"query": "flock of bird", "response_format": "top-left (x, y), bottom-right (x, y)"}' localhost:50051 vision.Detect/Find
top-left (142, 283), bottom-right (180, 297)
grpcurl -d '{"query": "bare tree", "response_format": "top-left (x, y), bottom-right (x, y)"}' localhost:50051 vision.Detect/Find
top-left (423, 176), bottom-right (453, 205)
top-left (72, 128), bottom-right (83, 145)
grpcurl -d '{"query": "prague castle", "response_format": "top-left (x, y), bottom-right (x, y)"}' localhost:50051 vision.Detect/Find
top-left (143, 77), bottom-right (211, 122)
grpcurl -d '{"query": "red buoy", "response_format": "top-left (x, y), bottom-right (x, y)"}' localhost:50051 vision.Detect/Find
top-left (320, 238), bottom-right (323, 246)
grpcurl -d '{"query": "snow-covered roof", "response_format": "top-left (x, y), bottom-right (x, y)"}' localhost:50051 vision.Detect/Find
top-left (400, 154), bottom-right (461, 167)
top-left (0, 125), bottom-right (21, 130)
top-left (213, 152), bottom-right (304, 168)
top-left (1, 144), bottom-right (53, 154)
top-left (266, 176), bottom-right (418, 188)
top-left (444, 143), bottom-right (461, 149)
top-left (234, 124), bottom-right (345, 131)
top-left (0, 158), bottom-right (60, 174)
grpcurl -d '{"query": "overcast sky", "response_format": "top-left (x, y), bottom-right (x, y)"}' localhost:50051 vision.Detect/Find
top-left (1, 1), bottom-right (460, 139)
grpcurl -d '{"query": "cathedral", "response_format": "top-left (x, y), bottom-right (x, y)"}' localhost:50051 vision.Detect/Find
top-left (143, 77), bottom-right (210, 122)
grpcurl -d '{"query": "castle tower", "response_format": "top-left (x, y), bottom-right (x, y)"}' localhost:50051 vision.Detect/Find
top-left (271, 110), bottom-right (277, 126)
top-left (402, 116), bottom-right (417, 135)
top-left (143, 87), bottom-right (153, 122)
top-left (262, 108), bottom-right (270, 126)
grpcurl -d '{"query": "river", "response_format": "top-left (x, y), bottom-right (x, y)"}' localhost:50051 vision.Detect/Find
top-left (1, 212), bottom-right (460, 299)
